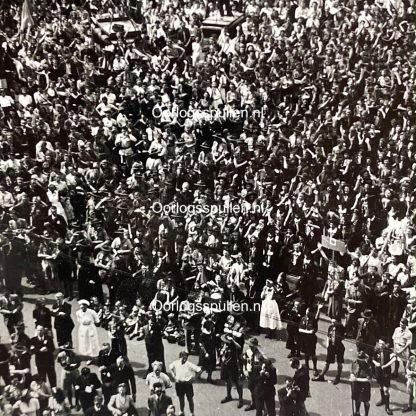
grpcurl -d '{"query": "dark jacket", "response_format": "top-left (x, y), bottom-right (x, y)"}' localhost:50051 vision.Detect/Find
top-left (109, 363), bottom-right (136, 395)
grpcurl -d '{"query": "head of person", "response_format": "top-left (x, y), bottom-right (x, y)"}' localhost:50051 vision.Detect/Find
top-left (153, 382), bottom-right (163, 397)
top-left (152, 361), bottom-right (163, 375)
top-left (400, 317), bottom-right (408, 330)
top-left (118, 383), bottom-right (127, 395)
top-left (36, 325), bottom-right (45, 338)
top-left (166, 404), bottom-right (176, 415)
top-left (116, 356), bottom-right (126, 369)
top-left (290, 357), bottom-right (300, 369)
top-left (93, 395), bottom-right (103, 409)
top-left (179, 351), bottom-right (188, 364)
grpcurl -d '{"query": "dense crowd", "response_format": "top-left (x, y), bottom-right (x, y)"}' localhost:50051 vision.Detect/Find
top-left (0, 0), bottom-right (415, 415)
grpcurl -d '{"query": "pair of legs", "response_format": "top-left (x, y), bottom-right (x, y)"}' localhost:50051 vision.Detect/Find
top-left (255, 394), bottom-right (275, 416)
top-left (221, 378), bottom-right (243, 408)
top-left (176, 382), bottom-right (194, 416)
top-left (376, 384), bottom-right (392, 415)
top-left (354, 400), bottom-right (370, 416)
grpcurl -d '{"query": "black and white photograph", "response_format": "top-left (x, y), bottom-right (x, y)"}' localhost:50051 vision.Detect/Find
top-left (0, 0), bottom-right (415, 415)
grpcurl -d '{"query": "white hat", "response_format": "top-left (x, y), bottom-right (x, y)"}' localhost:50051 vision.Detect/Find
top-left (78, 299), bottom-right (90, 307)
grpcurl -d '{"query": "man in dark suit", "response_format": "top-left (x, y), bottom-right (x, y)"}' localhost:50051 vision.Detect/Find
top-left (75, 367), bottom-right (102, 413)
top-left (30, 325), bottom-right (56, 387)
top-left (253, 359), bottom-right (277, 416)
top-left (46, 204), bottom-right (67, 237)
top-left (85, 395), bottom-right (112, 416)
top-left (109, 356), bottom-right (136, 401)
top-left (244, 263), bottom-right (262, 331)
top-left (356, 309), bottom-right (380, 359)
top-left (51, 292), bottom-right (75, 347)
top-left (88, 342), bottom-right (118, 403)
top-left (278, 378), bottom-right (298, 416)
top-left (148, 382), bottom-right (173, 416)
top-left (290, 357), bottom-right (310, 416)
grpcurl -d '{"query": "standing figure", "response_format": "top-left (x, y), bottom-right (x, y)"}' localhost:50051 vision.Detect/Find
top-left (56, 347), bottom-right (81, 409)
top-left (30, 325), bottom-right (57, 387)
top-left (243, 338), bottom-right (266, 411)
top-left (76, 300), bottom-right (100, 357)
top-left (253, 359), bottom-right (277, 416)
top-left (259, 279), bottom-right (282, 339)
top-left (372, 338), bottom-right (394, 415)
top-left (350, 351), bottom-right (373, 416)
top-left (298, 307), bottom-right (319, 376)
top-left (51, 292), bottom-right (75, 347)
top-left (403, 350), bottom-right (416, 413)
top-left (75, 367), bottom-right (102, 413)
top-left (219, 334), bottom-right (244, 409)
top-left (356, 309), bottom-right (380, 359)
top-left (198, 317), bottom-right (217, 383)
top-left (313, 316), bottom-right (345, 385)
top-left (169, 351), bottom-right (201, 416)
top-left (284, 300), bottom-right (302, 358)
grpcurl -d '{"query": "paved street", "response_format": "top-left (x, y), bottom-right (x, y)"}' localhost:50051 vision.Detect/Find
top-left (1, 283), bottom-right (410, 416)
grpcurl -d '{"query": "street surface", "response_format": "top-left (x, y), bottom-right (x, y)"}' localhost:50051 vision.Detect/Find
top-left (0, 283), bottom-right (409, 416)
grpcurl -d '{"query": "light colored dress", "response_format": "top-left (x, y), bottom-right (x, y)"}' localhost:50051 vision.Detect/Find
top-left (259, 286), bottom-right (282, 330)
top-left (76, 308), bottom-right (100, 356)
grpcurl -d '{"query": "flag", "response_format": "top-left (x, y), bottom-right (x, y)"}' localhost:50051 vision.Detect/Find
top-left (20, 0), bottom-right (34, 32)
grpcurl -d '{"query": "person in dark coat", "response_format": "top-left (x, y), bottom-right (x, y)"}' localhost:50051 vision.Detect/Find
top-left (356, 309), bottom-right (380, 359)
top-left (88, 342), bottom-right (119, 403)
top-left (32, 298), bottom-right (52, 332)
top-left (30, 325), bottom-right (57, 387)
top-left (109, 356), bottom-right (137, 401)
top-left (9, 343), bottom-right (32, 388)
top-left (278, 378), bottom-right (299, 416)
top-left (54, 238), bottom-right (74, 299)
top-left (85, 395), bottom-right (112, 416)
top-left (51, 292), bottom-right (75, 347)
top-left (75, 367), bottom-right (102, 413)
top-left (140, 312), bottom-right (166, 374)
top-left (253, 359), bottom-right (277, 416)
top-left (0, 335), bottom-right (10, 386)
top-left (290, 357), bottom-right (310, 416)
top-left (350, 351), bottom-right (373, 416)
top-left (147, 382), bottom-right (173, 416)
top-left (387, 281), bottom-right (407, 334)
top-left (77, 247), bottom-right (105, 304)
top-left (284, 300), bottom-right (302, 358)
top-left (196, 316), bottom-right (216, 383)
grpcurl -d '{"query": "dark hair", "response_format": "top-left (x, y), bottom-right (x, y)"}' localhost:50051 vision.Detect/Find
top-left (53, 388), bottom-right (66, 403)
top-left (153, 382), bottom-right (163, 389)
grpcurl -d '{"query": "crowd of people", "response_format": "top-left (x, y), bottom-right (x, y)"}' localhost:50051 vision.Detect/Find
top-left (0, 0), bottom-right (415, 414)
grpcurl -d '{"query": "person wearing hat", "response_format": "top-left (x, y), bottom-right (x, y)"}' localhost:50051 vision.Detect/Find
top-left (198, 316), bottom-right (217, 384)
top-left (219, 334), bottom-right (244, 409)
top-left (76, 300), bottom-right (100, 357)
top-left (387, 281), bottom-right (407, 335)
top-left (313, 316), bottom-right (345, 385)
top-left (350, 350), bottom-right (373, 416)
top-left (169, 351), bottom-right (201, 416)
top-left (372, 338), bottom-right (395, 415)
top-left (356, 309), bottom-right (380, 359)
top-left (243, 338), bottom-right (266, 411)
top-left (298, 307), bottom-right (319, 376)
top-left (392, 317), bottom-right (413, 378)
top-left (51, 292), bottom-right (75, 348)
top-left (56, 346), bottom-right (81, 409)
top-left (107, 382), bottom-right (137, 415)
top-left (30, 325), bottom-right (57, 387)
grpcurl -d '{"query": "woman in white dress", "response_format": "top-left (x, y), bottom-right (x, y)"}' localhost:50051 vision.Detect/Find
top-left (76, 300), bottom-right (100, 357)
top-left (259, 279), bottom-right (282, 339)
